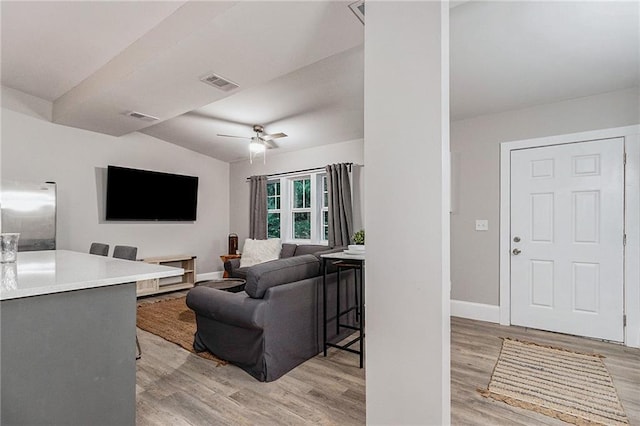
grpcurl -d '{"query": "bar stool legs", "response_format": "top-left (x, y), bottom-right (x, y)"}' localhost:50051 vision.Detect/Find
top-left (355, 272), bottom-right (360, 322)
top-left (323, 257), bottom-right (365, 369)
top-left (136, 334), bottom-right (141, 360)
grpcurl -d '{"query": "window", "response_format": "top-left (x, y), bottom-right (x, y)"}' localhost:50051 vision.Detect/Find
top-left (292, 178), bottom-right (311, 239)
top-left (322, 175), bottom-right (329, 241)
top-left (266, 172), bottom-right (328, 244)
top-left (267, 181), bottom-right (281, 238)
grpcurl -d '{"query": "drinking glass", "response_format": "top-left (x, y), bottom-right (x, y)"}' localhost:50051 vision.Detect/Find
top-left (0, 233), bottom-right (20, 263)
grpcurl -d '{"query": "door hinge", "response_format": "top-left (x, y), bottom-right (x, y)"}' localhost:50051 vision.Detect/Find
top-left (623, 234), bottom-right (627, 246)
top-left (624, 153), bottom-right (627, 165)
top-left (623, 314), bottom-right (627, 327)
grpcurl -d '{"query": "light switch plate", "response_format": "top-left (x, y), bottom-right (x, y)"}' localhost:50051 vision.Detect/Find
top-left (475, 219), bottom-right (489, 231)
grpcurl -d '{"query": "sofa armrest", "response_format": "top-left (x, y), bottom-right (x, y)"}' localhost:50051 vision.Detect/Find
top-left (245, 254), bottom-right (320, 299)
top-left (186, 286), bottom-right (265, 330)
top-left (260, 277), bottom-right (321, 354)
top-left (262, 278), bottom-right (317, 319)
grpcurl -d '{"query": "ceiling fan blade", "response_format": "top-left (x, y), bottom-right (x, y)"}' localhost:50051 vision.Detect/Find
top-left (217, 134), bottom-right (251, 139)
top-left (260, 132), bottom-right (287, 141)
top-left (264, 140), bottom-right (279, 149)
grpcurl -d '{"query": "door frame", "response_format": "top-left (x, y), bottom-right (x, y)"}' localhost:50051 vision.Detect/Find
top-left (499, 125), bottom-right (640, 348)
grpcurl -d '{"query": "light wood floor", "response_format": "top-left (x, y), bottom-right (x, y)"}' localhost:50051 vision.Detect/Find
top-left (451, 317), bottom-right (640, 426)
top-left (136, 293), bottom-right (639, 425)
top-left (136, 291), bottom-right (365, 426)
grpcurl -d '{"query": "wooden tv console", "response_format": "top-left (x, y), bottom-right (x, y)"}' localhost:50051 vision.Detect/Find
top-left (136, 254), bottom-right (196, 297)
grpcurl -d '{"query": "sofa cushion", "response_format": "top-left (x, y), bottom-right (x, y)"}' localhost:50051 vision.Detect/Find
top-left (240, 238), bottom-right (281, 268)
top-left (280, 243), bottom-right (297, 259)
top-left (294, 244), bottom-right (329, 257)
top-left (245, 254), bottom-right (320, 299)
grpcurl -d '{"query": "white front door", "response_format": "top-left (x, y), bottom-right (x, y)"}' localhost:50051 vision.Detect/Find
top-left (510, 138), bottom-right (625, 342)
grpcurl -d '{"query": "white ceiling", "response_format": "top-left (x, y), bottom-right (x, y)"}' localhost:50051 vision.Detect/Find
top-left (1, 1), bottom-right (186, 101)
top-left (1, 1), bottom-right (638, 163)
top-left (450, 1), bottom-right (639, 120)
top-left (142, 46), bottom-right (364, 162)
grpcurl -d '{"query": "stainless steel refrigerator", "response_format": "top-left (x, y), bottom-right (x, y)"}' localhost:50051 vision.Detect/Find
top-left (0, 181), bottom-right (57, 251)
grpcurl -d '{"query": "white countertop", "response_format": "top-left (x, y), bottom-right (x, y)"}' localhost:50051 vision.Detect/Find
top-left (1, 250), bottom-right (184, 301)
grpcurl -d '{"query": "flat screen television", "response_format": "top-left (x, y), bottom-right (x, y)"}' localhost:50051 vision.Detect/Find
top-left (106, 166), bottom-right (198, 221)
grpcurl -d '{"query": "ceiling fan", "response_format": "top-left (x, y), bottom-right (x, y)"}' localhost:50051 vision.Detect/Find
top-left (217, 125), bottom-right (288, 163)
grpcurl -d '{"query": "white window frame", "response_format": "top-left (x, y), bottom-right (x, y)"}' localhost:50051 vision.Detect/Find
top-left (290, 176), bottom-right (313, 241)
top-left (320, 175), bottom-right (329, 242)
top-left (266, 180), bottom-right (281, 239)
top-left (267, 171), bottom-right (328, 245)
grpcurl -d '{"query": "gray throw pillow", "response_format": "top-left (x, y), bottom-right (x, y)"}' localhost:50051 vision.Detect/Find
top-left (280, 243), bottom-right (297, 258)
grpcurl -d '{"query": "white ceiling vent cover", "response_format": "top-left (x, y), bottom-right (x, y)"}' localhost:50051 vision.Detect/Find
top-left (200, 73), bottom-right (239, 92)
top-left (349, 0), bottom-right (364, 24)
top-left (126, 111), bottom-right (159, 122)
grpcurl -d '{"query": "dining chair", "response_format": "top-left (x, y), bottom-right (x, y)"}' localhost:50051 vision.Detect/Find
top-left (89, 242), bottom-right (109, 256)
top-left (113, 245), bottom-right (137, 261)
top-left (113, 245), bottom-right (141, 358)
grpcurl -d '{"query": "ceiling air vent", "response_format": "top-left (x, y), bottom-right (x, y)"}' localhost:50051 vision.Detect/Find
top-left (200, 73), bottom-right (239, 92)
top-left (126, 111), bottom-right (159, 122)
top-left (349, 0), bottom-right (364, 24)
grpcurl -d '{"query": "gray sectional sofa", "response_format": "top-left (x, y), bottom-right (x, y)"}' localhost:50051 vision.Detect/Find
top-left (186, 244), bottom-right (357, 382)
top-left (222, 243), bottom-right (329, 280)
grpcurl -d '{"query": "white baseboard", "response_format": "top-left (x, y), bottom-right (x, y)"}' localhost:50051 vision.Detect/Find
top-left (196, 271), bottom-right (224, 281)
top-left (450, 300), bottom-right (500, 323)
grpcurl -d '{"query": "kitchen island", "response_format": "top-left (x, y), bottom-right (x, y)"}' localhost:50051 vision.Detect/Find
top-left (0, 250), bottom-right (184, 426)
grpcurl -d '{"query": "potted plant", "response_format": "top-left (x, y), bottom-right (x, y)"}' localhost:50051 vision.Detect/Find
top-left (349, 229), bottom-right (365, 252)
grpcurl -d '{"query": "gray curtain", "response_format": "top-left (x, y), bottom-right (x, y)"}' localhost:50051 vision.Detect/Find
top-left (326, 163), bottom-right (354, 247)
top-left (249, 175), bottom-right (268, 239)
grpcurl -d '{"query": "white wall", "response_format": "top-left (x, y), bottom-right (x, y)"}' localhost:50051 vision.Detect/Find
top-left (1, 87), bottom-right (230, 274)
top-left (365, 2), bottom-right (449, 424)
top-left (228, 139), bottom-right (364, 244)
top-left (451, 87), bottom-right (640, 306)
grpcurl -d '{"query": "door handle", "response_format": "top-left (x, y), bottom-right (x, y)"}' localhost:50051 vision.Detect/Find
top-left (512, 248), bottom-right (521, 255)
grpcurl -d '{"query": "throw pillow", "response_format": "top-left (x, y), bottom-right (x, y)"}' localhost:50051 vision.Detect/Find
top-left (240, 238), bottom-right (282, 268)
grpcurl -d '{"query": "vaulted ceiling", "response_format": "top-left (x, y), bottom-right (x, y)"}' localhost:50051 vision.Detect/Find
top-left (1, 1), bottom-right (638, 162)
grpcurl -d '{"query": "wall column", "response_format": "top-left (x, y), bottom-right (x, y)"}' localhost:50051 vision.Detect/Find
top-left (364, 1), bottom-right (450, 424)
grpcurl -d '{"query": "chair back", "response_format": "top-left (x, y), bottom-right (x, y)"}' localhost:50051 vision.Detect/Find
top-left (113, 245), bottom-right (137, 261)
top-left (89, 243), bottom-right (109, 256)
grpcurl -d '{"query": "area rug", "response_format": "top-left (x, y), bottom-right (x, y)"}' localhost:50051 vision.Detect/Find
top-left (479, 338), bottom-right (629, 426)
top-left (136, 296), bottom-right (226, 365)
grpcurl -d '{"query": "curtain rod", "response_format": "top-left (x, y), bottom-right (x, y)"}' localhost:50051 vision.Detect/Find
top-left (245, 162), bottom-right (353, 181)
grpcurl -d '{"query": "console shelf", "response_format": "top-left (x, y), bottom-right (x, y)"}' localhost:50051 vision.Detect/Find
top-left (136, 254), bottom-right (196, 297)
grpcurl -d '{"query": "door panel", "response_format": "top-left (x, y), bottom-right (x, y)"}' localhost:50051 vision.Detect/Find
top-left (573, 191), bottom-right (599, 243)
top-left (573, 262), bottom-right (599, 313)
top-left (531, 193), bottom-right (554, 242)
top-left (510, 138), bottom-right (624, 342)
top-left (530, 260), bottom-right (554, 307)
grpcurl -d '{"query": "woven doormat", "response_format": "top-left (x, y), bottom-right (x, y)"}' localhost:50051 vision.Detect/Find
top-left (137, 296), bottom-right (226, 366)
top-left (479, 338), bottom-right (629, 425)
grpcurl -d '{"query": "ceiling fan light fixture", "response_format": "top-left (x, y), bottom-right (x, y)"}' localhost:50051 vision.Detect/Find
top-left (249, 138), bottom-right (266, 153)
top-left (219, 124), bottom-right (287, 165)
top-left (249, 137), bottom-right (266, 164)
